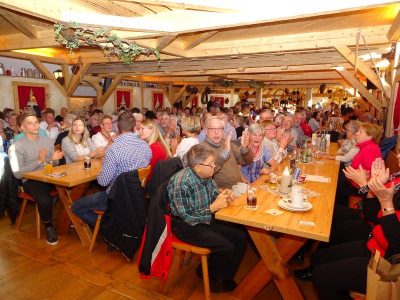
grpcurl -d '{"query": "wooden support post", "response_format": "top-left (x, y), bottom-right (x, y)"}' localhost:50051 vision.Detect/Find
top-left (255, 87), bottom-right (263, 108)
top-left (61, 64), bottom-right (71, 88)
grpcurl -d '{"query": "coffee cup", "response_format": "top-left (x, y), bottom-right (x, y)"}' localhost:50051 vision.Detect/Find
top-left (288, 187), bottom-right (308, 208)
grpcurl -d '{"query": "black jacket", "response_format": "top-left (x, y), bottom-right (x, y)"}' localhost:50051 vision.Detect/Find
top-left (139, 157), bottom-right (183, 276)
top-left (0, 152), bottom-right (19, 224)
top-left (147, 157), bottom-right (183, 196)
top-left (100, 170), bottom-right (147, 259)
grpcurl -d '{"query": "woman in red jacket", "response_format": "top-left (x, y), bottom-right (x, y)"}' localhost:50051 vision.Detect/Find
top-left (297, 152), bottom-right (400, 299)
top-left (335, 122), bottom-right (382, 206)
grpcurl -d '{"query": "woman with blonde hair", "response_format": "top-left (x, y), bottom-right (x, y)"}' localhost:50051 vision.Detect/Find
top-left (62, 117), bottom-right (104, 163)
top-left (139, 118), bottom-right (171, 179)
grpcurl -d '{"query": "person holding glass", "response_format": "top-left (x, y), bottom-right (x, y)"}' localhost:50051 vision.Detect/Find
top-left (61, 117), bottom-right (104, 164)
top-left (9, 113), bottom-right (64, 245)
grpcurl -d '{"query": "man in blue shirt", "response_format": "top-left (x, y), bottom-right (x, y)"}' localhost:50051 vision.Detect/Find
top-left (72, 112), bottom-right (151, 226)
top-left (168, 144), bottom-right (247, 293)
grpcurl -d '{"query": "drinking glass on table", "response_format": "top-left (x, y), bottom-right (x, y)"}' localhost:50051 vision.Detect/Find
top-left (44, 159), bottom-right (53, 176)
top-left (83, 156), bottom-right (91, 169)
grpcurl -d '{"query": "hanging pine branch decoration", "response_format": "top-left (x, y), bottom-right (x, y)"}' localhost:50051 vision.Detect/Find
top-left (54, 23), bottom-right (160, 64)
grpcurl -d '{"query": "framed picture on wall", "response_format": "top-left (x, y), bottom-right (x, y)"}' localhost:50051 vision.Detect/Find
top-left (152, 91), bottom-right (164, 110)
top-left (115, 89), bottom-right (132, 112)
top-left (12, 81), bottom-right (49, 117)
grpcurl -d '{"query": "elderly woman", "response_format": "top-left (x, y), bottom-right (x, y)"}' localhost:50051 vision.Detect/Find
top-left (330, 120), bottom-right (360, 166)
top-left (62, 117), bottom-right (104, 164)
top-left (240, 123), bottom-right (273, 183)
top-left (335, 122), bottom-right (383, 206)
top-left (261, 120), bottom-right (289, 165)
top-left (140, 118), bottom-right (171, 179)
top-left (173, 116), bottom-right (200, 158)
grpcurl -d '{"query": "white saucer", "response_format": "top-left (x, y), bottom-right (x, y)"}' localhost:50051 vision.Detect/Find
top-left (277, 200), bottom-right (312, 212)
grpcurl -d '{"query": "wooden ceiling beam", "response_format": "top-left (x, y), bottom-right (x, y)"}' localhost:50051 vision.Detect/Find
top-left (0, 51), bottom-right (69, 64)
top-left (98, 74), bottom-right (123, 107)
top-left (0, 30), bottom-right (59, 51)
top-left (30, 59), bottom-right (67, 96)
top-left (335, 45), bottom-right (391, 101)
top-left (66, 63), bottom-right (92, 97)
top-left (187, 26), bottom-right (390, 57)
top-left (0, 8), bottom-right (38, 39)
top-left (182, 31), bottom-right (218, 50)
top-left (171, 84), bottom-right (187, 104)
top-left (387, 10), bottom-right (400, 41)
top-left (61, 64), bottom-right (71, 88)
top-left (124, 0), bottom-right (237, 13)
top-left (156, 35), bottom-right (178, 51)
top-left (336, 68), bottom-right (383, 112)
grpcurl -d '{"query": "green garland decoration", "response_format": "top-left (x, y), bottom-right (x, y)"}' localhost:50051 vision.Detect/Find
top-left (54, 23), bottom-right (160, 64)
top-left (248, 80), bottom-right (265, 89)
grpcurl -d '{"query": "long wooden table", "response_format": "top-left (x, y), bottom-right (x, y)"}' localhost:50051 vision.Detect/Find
top-left (23, 159), bottom-right (102, 246)
top-left (215, 146), bottom-right (339, 299)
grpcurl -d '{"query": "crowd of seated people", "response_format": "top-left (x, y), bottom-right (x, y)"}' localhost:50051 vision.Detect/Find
top-left (1, 99), bottom-right (399, 298)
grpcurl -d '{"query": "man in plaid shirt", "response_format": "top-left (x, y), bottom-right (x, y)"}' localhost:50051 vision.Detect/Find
top-left (72, 112), bottom-right (151, 226)
top-left (168, 144), bottom-right (247, 293)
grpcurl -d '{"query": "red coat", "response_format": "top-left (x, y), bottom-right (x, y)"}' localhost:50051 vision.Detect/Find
top-left (367, 211), bottom-right (400, 257)
top-left (351, 139), bottom-right (382, 172)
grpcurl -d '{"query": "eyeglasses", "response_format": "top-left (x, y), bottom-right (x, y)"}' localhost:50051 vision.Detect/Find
top-left (198, 161), bottom-right (216, 168)
top-left (207, 127), bottom-right (224, 132)
top-left (265, 127), bottom-right (277, 131)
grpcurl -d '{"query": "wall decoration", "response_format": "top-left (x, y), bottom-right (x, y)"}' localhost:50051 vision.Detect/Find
top-left (115, 89), bottom-right (132, 112)
top-left (152, 91), bottom-right (164, 110)
top-left (12, 81), bottom-right (49, 116)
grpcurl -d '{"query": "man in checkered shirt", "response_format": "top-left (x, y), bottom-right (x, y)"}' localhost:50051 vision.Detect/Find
top-left (72, 112), bottom-right (151, 227)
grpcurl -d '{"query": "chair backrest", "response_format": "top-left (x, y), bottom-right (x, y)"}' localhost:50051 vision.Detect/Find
top-left (138, 165), bottom-right (151, 188)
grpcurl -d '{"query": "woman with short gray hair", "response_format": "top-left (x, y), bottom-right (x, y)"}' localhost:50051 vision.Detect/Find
top-left (330, 120), bottom-right (360, 165)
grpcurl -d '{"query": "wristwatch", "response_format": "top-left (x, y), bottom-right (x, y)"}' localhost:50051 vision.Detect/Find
top-left (358, 185), bottom-right (369, 195)
top-left (382, 207), bottom-right (395, 215)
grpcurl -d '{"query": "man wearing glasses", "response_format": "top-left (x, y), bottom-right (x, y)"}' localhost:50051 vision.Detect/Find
top-left (168, 144), bottom-right (247, 293)
top-left (202, 116), bottom-right (253, 188)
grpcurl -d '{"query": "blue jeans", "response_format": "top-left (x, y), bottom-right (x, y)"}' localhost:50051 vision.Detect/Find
top-left (71, 191), bottom-right (107, 227)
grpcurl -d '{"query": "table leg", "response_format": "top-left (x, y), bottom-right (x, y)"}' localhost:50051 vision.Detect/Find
top-left (233, 229), bottom-right (306, 299)
top-left (56, 184), bottom-right (92, 246)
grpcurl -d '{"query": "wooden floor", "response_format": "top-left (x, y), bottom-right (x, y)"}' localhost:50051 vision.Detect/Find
top-left (0, 202), bottom-right (318, 300)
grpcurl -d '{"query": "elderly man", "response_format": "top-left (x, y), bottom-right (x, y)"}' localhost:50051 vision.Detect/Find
top-left (202, 116), bottom-right (252, 188)
top-left (258, 109), bottom-right (274, 123)
top-left (168, 144), bottom-right (247, 292)
top-left (133, 112), bottom-right (143, 135)
top-left (92, 115), bottom-right (115, 149)
top-left (158, 111), bottom-right (175, 139)
top-left (40, 108), bottom-right (60, 142)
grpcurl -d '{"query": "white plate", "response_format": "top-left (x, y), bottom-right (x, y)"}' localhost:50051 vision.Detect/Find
top-left (277, 199), bottom-right (312, 212)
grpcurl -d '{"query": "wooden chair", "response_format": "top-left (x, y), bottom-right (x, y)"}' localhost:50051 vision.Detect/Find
top-left (169, 235), bottom-right (212, 300)
top-left (88, 165), bottom-right (151, 252)
top-left (16, 189), bottom-right (58, 239)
